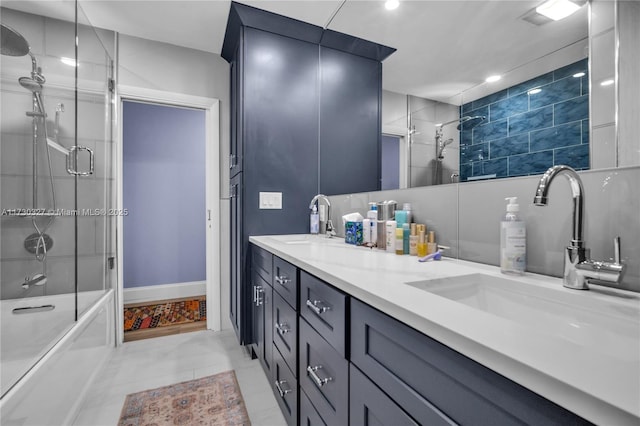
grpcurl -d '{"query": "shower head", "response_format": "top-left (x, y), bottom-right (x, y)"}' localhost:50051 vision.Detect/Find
top-left (1, 23), bottom-right (30, 57)
top-left (19, 76), bottom-right (46, 114)
top-left (457, 115), bottom-right (486, 130)
top-left (19, 76), bottom-right (43, 93)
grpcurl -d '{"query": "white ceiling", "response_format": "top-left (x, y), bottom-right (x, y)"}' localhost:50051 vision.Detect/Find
top-left (2, 0), bottom-right (588, 103)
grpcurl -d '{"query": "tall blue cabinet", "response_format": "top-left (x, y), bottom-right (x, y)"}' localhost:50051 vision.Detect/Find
top-left (222, 2), bottom-right (395, 346)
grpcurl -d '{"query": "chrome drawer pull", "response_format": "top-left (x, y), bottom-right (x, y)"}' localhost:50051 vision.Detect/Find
top-left (275, 323), bottom-right (290, 335)
top-left (255, 286), bottom-right (264, 306)
top-left (274, 379), bottom-right (291, 397)
top-left (275, 275), bottom-right (291, 286)
top-left (307, 365), bottom-right (332, 387)
top-left (306, 299), bottom-right (331, 315)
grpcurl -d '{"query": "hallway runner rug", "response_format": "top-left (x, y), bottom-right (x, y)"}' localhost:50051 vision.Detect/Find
top-left (124, 297), bottom-right (206, 332)
top-left (118, 370), bottom-right (251, 426)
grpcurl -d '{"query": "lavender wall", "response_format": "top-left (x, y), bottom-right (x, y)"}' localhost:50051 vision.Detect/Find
top-left (123, 101), bottom-right (206, 288)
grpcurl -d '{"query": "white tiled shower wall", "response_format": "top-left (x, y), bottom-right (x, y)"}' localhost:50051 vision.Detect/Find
top-left (0, 7), bottom-right (116, 299)
top-left (328, 165), bottom-right (640, 293)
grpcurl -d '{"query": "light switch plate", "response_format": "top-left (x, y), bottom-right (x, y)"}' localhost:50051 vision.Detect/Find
top-left (259, 192), bottom-right (282, 209)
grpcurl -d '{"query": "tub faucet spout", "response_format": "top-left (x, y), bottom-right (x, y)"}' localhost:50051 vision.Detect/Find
top-left (533, 165), bottom-right (625, 289)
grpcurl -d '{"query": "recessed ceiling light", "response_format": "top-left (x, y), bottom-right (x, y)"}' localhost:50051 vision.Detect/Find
top-left (485, 75), bottom-right (501, 83)
top-left (536, 0), bottom-right (581, 21)
top-left (573, 72), bottom-right (586, 78)
top-left (528, 88), bottom-right (542, 95)
top-left (60, 57), bottom-right (77, 67)
top-left (385, 0), bottom-right (399, 10)
top-left (600, 79), bottom-right (615, 86)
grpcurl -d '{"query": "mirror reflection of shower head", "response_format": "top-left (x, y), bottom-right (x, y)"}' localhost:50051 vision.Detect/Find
top-left (1, 23), bottom-right (30, 56)
top-left (456, 115), bottom-right (486, 130)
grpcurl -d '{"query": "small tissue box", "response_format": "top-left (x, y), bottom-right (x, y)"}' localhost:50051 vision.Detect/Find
top-left (345, 221), bottom-right (363, 245)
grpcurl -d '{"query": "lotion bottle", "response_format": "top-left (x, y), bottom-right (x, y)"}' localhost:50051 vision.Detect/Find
top-left (500, 197), bottom-right (526, 275)
top-left (395, 228), bottom-right (404, 255)
top-left (385, 220), bottom-right (397, 253)
top-left (403, 223), bottom-right (410, 254)
top-left (310, 204), bottom-right (319, 235)
top-left (409, 223), bottom-right (418, 255)
top-left (417, 224), bottom-right (427, 257)
top-left (427, 231), bottom-right (437, 255)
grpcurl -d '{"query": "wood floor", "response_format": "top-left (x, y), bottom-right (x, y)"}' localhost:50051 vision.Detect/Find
top-left (123, 296), bottom-right (207, 342)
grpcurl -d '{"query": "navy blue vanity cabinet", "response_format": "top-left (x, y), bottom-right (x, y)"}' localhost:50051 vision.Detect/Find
top-left (223, 1), bottom-right (395, 346)
top-left (319, 46), bottom-right (382, 195)
top-left (350, 299), bottom-right (592, 426)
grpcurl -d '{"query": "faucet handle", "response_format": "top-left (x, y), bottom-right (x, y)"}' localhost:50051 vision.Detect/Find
top-left (614, 236), bottom-right (622, 265)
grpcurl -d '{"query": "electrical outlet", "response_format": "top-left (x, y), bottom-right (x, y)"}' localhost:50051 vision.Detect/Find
top-left (259, 192), bottom-right (282, 209)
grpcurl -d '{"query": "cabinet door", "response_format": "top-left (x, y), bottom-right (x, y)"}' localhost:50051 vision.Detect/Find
top-left (273, 345), bottom-right (298, 426)
top-left (319, 46), bottom-right (381, 195)
top-left (229, 41), bottom-right (243, 178)
top-left (350, 364), bottom-right (423, 426)
top-left (251, 269), bottom-right (265, 360)
top-left (229, 173), bottom-right (242, 340)
top-left (242, 27), bottom-right (319, 238)
top-left (351, 299), bottom-right (590, 426)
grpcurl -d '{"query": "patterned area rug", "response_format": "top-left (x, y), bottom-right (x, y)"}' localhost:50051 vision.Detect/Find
top-left (118, 371), bottom-right (251, 426)
top-left (124, 298), bottom-right (206, 332)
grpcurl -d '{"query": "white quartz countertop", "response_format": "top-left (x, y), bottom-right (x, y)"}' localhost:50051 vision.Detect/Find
top-left (250, 234), bottom-right (640, 426)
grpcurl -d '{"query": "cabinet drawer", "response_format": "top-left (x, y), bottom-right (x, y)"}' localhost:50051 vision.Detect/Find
top-left (350, 364), bottom-right (432, 426)
top-left (273, 345), bottom-right (298, 426)
top-left (300, 389), bottom-right (326, 426)
top-left (351, 299), bottom-right (590, 426)
top-left (299, 271), bottom-right (347, 356)
top-left (299, 318), bottom-right (348, 426)
top-left (273, 291), bottom-right (298, 377)
top-left (273, 256), bottom-right (298, 308)
top-left (252, 245), bottom-right (273, 284)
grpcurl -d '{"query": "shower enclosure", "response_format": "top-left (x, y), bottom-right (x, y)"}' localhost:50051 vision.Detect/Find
top-left (1, 2), bottom-right (116, 422)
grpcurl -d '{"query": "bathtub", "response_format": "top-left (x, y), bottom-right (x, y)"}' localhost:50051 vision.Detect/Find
top-left (0, 289), bottom-right (114, 425)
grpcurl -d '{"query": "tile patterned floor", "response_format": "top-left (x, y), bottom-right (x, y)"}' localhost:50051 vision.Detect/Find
top-left (72, 329), bottom-right (286, 426)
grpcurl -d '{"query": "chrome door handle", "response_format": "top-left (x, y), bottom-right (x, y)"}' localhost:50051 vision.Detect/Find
top-left (256, 286), bottom-right (264, 306)
top-left (307, 365), bottom-right (332, 388)
top-left (306, 299), bottom-right (330, 315)
top-left (275, 275), bottom-right (291, 286)
top-left (67, 146), bottom-right (94, 176)
top-left (275, 323), bottom-right (290, 335)
top-left (252, 286), bottom-right (257, 304)
top-left (274, 379), bottom-right (291, 397)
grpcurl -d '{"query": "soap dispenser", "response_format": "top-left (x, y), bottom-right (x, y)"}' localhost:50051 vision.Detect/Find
top-left (500, 197), bottom-right (526, 275)
top-left (310, 204), bottom-right (319, 235)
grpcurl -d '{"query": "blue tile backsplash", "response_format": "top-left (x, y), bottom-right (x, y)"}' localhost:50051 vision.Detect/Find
top-left (460, 59), bottom-right (589, 181)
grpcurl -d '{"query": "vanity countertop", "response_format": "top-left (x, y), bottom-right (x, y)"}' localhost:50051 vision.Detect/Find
top-left (250, 234), bottom-right (640, 426)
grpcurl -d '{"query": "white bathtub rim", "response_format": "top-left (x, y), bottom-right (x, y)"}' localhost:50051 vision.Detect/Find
top-left (0, 289), bottom-right (114, 406)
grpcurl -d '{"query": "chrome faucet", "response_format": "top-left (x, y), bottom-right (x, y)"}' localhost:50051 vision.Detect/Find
top-left (309, 194), bottom-right (335, 237)
top-left (533, 165), bottom-right (625, 290)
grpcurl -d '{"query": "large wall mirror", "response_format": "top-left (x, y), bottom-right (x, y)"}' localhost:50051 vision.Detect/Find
top-left (326, 0), bottom-right (637, 189)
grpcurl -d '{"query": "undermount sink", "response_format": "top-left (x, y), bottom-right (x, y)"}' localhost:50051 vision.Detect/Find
top-left (406, 273), bottom-right (639, 359)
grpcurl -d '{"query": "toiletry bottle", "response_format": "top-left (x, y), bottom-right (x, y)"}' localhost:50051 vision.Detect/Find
top-left (395, 228), bottom-right (404, 255)
top-left (409, 223), bottom-right (418, 255)
top-left (363, 206), bottom-right (378, 246)
top-left (417, 224), bottom-right (427, 257)
top-left (395, 210), bottom-right (407, 228)
top-left (319, 204), bottom-right (327, 234)
top-left (385, 219), bottom-right (397, 253)
top-left (402, 203), bottom-right (412, 224)
top-left (500, 197), bottom-right (526, 275)
top-left (403, 223), bottom-right (410, 254)
top-left (310, 204), bottom-right (319, 235)
top-left (427, 231), bottom-right (437, 255)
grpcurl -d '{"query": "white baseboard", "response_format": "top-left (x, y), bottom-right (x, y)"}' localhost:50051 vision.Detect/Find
top-left (123, 281), bottom-right (206, 304)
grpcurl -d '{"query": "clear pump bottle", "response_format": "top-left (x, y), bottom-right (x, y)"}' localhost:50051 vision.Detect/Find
top-left (500, 197), bottom-right (526, 275)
